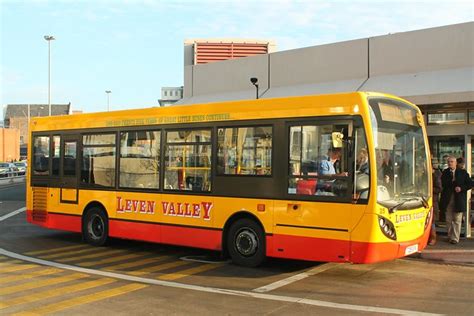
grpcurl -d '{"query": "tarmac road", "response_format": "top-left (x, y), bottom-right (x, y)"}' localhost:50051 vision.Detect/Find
top-left (1, 182), bottom-right (473, 315)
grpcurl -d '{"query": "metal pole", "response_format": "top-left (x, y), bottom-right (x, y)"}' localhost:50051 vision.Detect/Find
top-left (48, 39), bottom-right (51, 116)
top-left (44, 35), bottom-right (55, 116)
top-left (105, 90), bottom-right (111, 111)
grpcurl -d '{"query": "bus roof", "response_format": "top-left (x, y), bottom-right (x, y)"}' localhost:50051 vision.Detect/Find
top-left (30, 91), bottom-right (413, 132)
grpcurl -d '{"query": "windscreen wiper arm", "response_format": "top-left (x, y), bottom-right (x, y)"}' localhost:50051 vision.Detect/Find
top-left (388, 198), bottom-right (420, 214)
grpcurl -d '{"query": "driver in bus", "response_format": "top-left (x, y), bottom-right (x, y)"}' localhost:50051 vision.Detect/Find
top-left (318, 148), bottom-right (348, 176)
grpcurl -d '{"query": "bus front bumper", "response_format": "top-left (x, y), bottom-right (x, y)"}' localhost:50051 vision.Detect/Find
top-left (350, 226), bottom-right (430, 264)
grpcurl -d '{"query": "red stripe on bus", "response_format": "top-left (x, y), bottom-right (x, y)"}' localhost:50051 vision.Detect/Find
top-left (268, 234), bottom-right (351, 262)
top-left (26, 210), bottom-right (81, 233)
top-left (109, 219), bottom-right (222, 251)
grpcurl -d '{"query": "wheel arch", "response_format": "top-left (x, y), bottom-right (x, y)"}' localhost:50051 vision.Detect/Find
top-left (221, 211), bottom-right (265, 258)
top-left (82, 201), bottom-right (108, 225)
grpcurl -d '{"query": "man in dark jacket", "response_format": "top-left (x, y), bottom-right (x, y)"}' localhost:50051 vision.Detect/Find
top-left (439, 157), bottom-right (472, 244)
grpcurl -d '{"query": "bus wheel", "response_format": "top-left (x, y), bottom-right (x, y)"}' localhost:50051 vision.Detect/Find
top-left (227, 218), bottom-right (265, 267)
top-left (83, 207), bottom-right (108, 246)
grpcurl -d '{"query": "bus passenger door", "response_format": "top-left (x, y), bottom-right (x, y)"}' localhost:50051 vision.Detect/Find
top-left (59, 135), bottom-right (80, 204)
top-left (272, 120), bottom-right (353, 262)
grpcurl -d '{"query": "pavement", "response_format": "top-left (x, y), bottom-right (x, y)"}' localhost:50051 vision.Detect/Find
top-left (411, 224), bottom-right (474, 266)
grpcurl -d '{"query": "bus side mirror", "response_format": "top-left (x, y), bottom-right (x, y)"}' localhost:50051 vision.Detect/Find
top-left (332, 132), bottom-right (344, 148)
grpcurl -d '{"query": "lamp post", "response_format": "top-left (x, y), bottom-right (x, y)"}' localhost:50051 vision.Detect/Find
top-left (250, 77), bottom-right (259, 99)
top-left (44, 35), bottom-right (55, 116)
top-left (105, 90), bottom-right (112, 111)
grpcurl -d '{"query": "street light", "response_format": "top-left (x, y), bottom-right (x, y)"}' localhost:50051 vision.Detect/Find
top-left (105, 90), bottom-right (112, 111)
top-left (250, 77), bottom-right (259, 99)
top-left (44, 35), bottom-right (55, 116)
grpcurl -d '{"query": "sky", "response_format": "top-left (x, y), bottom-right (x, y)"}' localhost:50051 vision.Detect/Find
top-left (1, 0), bottom-right (473, 116)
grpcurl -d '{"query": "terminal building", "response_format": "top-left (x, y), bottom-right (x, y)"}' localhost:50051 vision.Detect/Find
top-left (178, 22), bottom-right (474, 178)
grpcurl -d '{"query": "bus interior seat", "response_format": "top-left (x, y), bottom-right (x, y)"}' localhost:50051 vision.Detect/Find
top-left (296, 178), bottom-right (317, 195)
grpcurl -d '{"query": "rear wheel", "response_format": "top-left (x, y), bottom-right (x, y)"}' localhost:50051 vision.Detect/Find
top-left (227, 218), bottom-right (265, 267)
top-left (83, 207), bottom-right (108, 246)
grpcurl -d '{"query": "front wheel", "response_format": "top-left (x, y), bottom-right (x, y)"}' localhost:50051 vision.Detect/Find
top-left (227, 218), bottom-right (265, 267)
top-left (83, 207), bottom-right (108, 246)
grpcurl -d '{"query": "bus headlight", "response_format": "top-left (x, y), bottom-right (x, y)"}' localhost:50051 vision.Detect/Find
top-left (424, 207), bottom-right (433, 231)
top-left (378, 216), bottom-right (397, 241)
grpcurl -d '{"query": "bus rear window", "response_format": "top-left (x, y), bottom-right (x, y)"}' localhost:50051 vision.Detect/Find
top-left (33, 136), bottom-right (50, 176)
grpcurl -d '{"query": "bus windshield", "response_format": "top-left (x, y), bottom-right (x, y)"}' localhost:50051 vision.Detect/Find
top-left (369, 98), bottom-right (430, 210)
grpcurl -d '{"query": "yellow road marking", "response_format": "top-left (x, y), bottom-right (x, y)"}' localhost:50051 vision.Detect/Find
top-left (38, 247), bottom-right (102, 259)
top-left (13, 283), bottom-right (148, 316)
top-left (79, 252), bottom-right (149, 267)
top-left (0, 263), bottom-right (38, 273)
top-left (0, 273), bottom-right (88, 295)
top-left (57, 249), bottom-right (127, 263)
top-left (0, 268), bottom-right (61, 285)
top-left (0, 278), bottom-right (116, 309)
top-left (0, 260), bottom-right (21, 267)
top-left (24, 244), bottom-right (88, 256)
top-left (158, 263), bottom-right (223, 281)
top-left (128, 260), bottom-right (190, 276)
top-left (105, 255), bottom-right (173, 271)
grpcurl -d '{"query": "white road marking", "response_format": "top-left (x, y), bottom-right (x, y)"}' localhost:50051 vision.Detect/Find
top-left (0, 248), bottom-right (442, 316)
top-left (0, 207), bottom-right (26, 222)
top-left (253, 262), bottom-right (338, 293)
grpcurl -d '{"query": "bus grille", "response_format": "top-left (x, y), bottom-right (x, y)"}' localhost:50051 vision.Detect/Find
top-left (32, 187), bottom-right (48, 222)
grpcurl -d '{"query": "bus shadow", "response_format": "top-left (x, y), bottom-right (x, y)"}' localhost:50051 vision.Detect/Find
top-left (20, 232), bottom-right (322, 278)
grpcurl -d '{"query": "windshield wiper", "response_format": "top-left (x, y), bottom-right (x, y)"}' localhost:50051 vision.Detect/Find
top-left (400, 192), bottom-right (429, 209)
top-left (388, 197), bottom-right (421, 214)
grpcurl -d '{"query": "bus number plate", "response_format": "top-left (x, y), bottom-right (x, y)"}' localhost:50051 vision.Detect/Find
top-left (405, 244), bottom-right (418, 255)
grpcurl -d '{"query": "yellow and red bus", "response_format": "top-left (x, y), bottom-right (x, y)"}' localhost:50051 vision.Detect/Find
top-left (27, 92), bottom-right (432, 266)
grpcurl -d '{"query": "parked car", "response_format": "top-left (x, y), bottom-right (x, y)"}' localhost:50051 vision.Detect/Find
top-left (13, 162), bottom-right (27, 175)
top-left (0, 162), bottom-right (19, 178)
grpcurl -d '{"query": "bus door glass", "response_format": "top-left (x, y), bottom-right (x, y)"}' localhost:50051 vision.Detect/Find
top-left (60, 134), bottom-right (80, 203)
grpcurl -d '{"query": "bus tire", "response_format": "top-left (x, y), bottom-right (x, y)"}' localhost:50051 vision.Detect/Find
top-left (227, 218), bottom-right (265, 267)
top-left (82, 207), bottom-right (108, 246)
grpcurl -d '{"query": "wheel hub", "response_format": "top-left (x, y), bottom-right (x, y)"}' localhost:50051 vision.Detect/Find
top-left (88, 214), bottom-right (104, 240)
top-left (235, 229), bottom-right (258, 256)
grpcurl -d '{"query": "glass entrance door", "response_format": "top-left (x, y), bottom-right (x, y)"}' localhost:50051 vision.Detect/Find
top-left (429, 136), bottom-right (464, 170)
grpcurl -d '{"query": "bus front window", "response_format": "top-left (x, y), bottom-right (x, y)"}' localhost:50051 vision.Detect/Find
top-left (369, 98), bottom-right (429, 210)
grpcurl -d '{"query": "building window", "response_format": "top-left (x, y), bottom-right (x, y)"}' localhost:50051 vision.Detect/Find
top-left (120, 130), bottom-right (160, 189)
top-left (427, 112), bottom-right (466, 125)
top-left (217, 126), bottom-right (272, 175)
top-left (81, 133), bottom-right (116, 187)
top-left (288, 123), bottom-right (350, 198)
top-left (164, 129), bottom-right (211, 191)
top-left (469, 110), bottom-right (474, 124)
top-left (32, 136), bottom-right (50, 176)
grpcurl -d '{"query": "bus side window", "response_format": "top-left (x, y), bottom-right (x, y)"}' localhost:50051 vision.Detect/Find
top-left (81, 134), bottom-right (116, 187)
top-left (164, 129), bottom-right (212, 192)
top-left (288, 124), bottom-right (350, 198)
top-left (217, 126), bottom-right (272, 176)
top-left (119, 130), bottom-right (161, 189)
top-left (354, 127), bottom-right (370, 201)
top-left (33, 136), bottom-right (50, 176)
